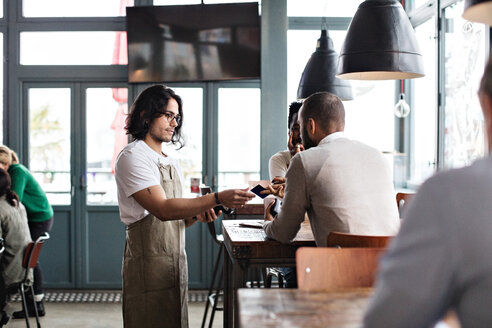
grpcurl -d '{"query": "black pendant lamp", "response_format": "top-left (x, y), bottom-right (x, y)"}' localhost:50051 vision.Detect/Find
top-left (337, 0), bottom-right (425, 80)
top-left (463, 0), bottom-right (492, 26)
top-left (297, 29), bottom-right (353, 100)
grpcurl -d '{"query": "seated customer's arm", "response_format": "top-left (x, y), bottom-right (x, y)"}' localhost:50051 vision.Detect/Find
top-left (263, 156), bottom-right (308, 243)
top-left (364, 179), bottom-right (456, 328)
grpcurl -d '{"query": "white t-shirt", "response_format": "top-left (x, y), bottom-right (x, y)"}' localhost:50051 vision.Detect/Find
top-left (115, 140), bottom-right (184, 225)
top-left (268, 149), bottom-right (292, 179)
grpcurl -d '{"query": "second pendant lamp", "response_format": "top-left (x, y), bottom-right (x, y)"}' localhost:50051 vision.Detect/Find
top-left (297, 29), bottom-right (353, 101)
top-left (337, 0), bottom-right (425, 80)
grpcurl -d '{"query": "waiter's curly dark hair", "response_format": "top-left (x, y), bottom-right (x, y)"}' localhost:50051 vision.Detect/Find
top-left (125, 85), bottom-right (184, 149)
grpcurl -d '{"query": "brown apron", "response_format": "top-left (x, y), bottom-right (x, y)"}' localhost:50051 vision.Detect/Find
top-left (122, 162), bottom-right (188, 328)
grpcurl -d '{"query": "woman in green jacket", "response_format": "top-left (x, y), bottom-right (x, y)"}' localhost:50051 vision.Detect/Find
top-left (0, 146), bottom-right (53, 318)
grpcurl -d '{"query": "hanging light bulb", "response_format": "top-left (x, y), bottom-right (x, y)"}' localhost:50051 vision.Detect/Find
top-left (394, 93), bottom-right (410, 118)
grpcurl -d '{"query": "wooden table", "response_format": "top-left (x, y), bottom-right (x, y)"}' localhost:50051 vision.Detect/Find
top-left (238, 288), bottom-right (373, 328)
top-left (222, 219), bottom-right (316, 328)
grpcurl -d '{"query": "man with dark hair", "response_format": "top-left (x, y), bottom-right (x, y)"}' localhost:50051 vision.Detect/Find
top-left (364, 56), bottom-right (492, 327)
top-left (115, 85), bottom-right (254, 328)
top-left (269, 101), bottom-right (304, 180)
top-left (263, 91), bottom-right (399, 247)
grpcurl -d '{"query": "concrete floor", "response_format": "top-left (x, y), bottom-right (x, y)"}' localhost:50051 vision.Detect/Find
top-left (2, 300), bottom-right (223, 328)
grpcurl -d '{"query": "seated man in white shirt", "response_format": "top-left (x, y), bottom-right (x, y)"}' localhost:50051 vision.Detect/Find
top-left (263, 91), bottom-right (399, 247)
top-left (267, 100), bottom-right (303, 288)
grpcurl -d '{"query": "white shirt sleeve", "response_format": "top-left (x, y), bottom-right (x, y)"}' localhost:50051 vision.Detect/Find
top-left (115, 148), bottom-right (161, 198)
top-left (269, 151), bottom-right (290, 179)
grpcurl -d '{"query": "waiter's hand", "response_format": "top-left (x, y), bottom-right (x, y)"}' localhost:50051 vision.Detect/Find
top-left (260, 181), bottom-right (285, 199)
top-left (195, 207), bottom-right (219, 223)
top-left (217, 188), bottom-right (255, 208)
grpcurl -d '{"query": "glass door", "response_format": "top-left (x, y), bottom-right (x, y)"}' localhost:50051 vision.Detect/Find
top-left (24, 83), bottom-right (129, 288)
top-left (83, 84), bottom-right (128, 288)
top-left (85, 87), bottom-right (128, 205)
top-left (25, 84), bottom-right (75, 287)
top-left (27, 87), bottom-right (72, 205)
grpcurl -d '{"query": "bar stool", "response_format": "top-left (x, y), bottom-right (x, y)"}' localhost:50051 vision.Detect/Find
top-left (201, 221), bottom-right (224, 328)
top-left (263, 267), bottom-right (284, 288)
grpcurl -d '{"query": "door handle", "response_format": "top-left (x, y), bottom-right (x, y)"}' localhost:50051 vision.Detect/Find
top-left (80, 174), bottom-right (87, 190)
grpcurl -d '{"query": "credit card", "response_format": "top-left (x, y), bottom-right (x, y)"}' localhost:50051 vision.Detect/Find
top-left (250, 184), bottom-right (268, 199)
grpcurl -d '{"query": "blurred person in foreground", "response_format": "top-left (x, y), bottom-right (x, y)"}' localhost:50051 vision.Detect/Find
top-left (0, 145), bottom-right (52, 318)
top-left (263, 91), bottom-right (399, 247)
top-left (267, 100), bottom-right (304, 288)
top-left (364, 57), bottom-right (492, 328)
top-left (0, 168), bottom-right (32, 327)
top-left (115, 85), bottom-right (254, 328)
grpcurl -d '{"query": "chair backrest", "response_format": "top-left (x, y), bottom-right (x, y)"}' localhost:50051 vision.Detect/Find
top-left (296, 247), bottom-right (385, 292)
top-left (327, 232), bottom-right (392, 248)
top-left (22, 233), bottom-right (50, 271)
top-left (396, 192), bottom-right (414, 214)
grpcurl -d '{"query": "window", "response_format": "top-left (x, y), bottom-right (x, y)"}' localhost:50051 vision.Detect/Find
top-left (20, 32), bottom-right (127, 65)
top-left (343, 81), bottom-right (395, 152)
top-left (412, 0), bottom-right (431, 10)
top-left (409, 17), bottom-right (437, 186)
top-left (443, 2), bottom-right (486, 169)
top-left (28, 88), bottom-right (71, 205)
top-left (152, 0), bottom-right (201, 4)
top-left (217, 87), bottom-right (261, 189)
top-left (86, 88), bottom-right (128, 205)
top-left (287, 0), bottom-right (363, 17)
top-left (153, 0), bottom-right (258, 5)
top-left (22, 0), bottom-right (133, 17)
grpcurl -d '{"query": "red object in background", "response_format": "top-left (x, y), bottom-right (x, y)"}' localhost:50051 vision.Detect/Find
top-left (110, 0), bottom-right (133, 174)
top-left (190, 178), bottom-right (200, 194)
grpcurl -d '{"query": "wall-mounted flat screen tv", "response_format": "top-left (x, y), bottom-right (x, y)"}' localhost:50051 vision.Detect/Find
top-left (126, 3), bottom-right (260, 83)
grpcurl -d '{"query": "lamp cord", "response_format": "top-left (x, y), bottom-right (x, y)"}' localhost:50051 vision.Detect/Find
top-left (400, 0), bottom-right (406, 95)
top-left (321, 16), bottom-right (328, 31)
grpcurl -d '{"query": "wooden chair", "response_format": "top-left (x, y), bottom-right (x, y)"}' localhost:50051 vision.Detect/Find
top-left (396, 192), bottom-right (414, 215)
top-left (327, 232), bottom-right (392, 248)
top-left (16, 232), bottom-right (50, 328)
top-left (296, 247), bottom-right (385, 292)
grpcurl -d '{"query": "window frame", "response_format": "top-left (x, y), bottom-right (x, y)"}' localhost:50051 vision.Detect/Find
top-left (406, 0), bottom-right (490, 189)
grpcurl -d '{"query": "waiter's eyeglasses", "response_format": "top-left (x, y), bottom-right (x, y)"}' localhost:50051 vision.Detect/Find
top-left (162, 111), bottom-right (182, 125)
